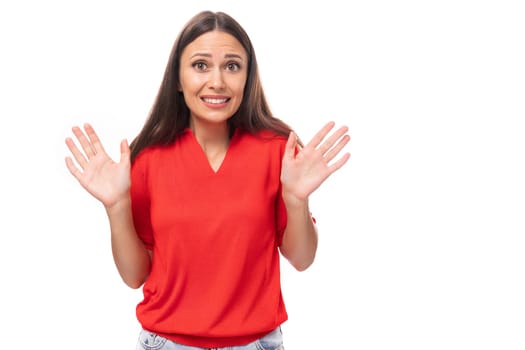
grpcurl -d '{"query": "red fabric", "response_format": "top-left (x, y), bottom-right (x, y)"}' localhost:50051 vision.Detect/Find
top-left (130, 128), bottom-right (289, 347)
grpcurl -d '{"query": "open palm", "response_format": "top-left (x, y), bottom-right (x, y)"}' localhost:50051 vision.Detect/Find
top-left (280, 121), bottom-right (350, 202)
top-left (65, 123), bottom-right (131, 208)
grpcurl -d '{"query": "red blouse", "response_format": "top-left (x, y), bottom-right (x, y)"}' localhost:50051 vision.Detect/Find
top-left (130, 128), bottom-right (289, 347)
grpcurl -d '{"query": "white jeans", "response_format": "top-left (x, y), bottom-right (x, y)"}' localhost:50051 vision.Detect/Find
top-left (136, 327), bottom-right (284, 350)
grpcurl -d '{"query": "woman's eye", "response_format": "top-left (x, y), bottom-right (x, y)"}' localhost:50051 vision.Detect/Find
top-left (193, 62), bottom-right (207, 70)
top-left (226, 62), bottom-right (240, 71)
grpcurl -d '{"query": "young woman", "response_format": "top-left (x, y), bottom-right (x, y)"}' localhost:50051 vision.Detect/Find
top-left (65, 10), bottom-right (350, 350)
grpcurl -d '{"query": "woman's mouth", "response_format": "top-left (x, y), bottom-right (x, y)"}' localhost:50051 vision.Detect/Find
top-left (202, 97), bottom-right (230, 104)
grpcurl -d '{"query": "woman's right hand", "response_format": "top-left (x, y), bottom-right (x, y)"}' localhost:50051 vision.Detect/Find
top-left (65, 123), bottom-right (131, 209)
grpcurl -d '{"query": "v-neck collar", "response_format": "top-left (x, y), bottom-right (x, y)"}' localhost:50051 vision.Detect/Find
top-left (184, 128), bottom-right (240, 175)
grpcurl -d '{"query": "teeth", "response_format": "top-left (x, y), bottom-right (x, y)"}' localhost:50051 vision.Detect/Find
top-left (203, 98), bottom-right (228, 104)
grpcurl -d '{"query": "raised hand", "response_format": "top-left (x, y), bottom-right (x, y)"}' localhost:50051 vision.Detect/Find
top-left (280, 121), bottom-right (350, 203)
top-left (65, 123), bottom-right (131, 209)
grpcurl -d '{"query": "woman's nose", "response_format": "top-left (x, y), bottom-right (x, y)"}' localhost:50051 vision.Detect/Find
top-left (209, 69), bottom-right (225, 89)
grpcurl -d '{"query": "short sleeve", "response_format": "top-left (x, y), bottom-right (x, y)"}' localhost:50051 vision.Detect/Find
top-left (275, 185), bottom-right (288, 247)
top-left (130, 151), bottom-right (154, 250)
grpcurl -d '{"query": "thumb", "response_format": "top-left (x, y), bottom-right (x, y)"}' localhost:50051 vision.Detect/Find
top-left (119, 139), bottom-right (131, 164)
top-left (284, 131), bottom-right (297, 161)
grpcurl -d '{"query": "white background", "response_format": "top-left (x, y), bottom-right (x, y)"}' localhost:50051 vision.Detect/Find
top-left (1, 0), bottom-right (524, 349)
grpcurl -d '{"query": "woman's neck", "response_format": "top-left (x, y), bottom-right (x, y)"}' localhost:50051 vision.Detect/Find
top-left (189, 119), bottom-right (231, 169)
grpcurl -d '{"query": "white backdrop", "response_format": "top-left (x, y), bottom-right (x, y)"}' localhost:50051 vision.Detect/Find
top-left (1, 0), bottom-right (524, 349)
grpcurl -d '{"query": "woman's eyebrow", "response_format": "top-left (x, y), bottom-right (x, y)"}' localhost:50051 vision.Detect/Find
top-left (224, 53), bottom-right (244, 60)
top-left (189, 52), bottom-right (245, 60)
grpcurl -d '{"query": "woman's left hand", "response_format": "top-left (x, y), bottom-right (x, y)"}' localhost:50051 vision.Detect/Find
top-left (280, 121), bottom-right (350, 203)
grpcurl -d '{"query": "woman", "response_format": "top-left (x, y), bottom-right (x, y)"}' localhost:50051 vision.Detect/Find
top-left (65, 10), bottom-right (350, 350)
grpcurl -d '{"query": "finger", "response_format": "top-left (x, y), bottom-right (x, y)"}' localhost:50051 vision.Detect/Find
top-left (65, 136), bottom-right (88, 170)
top-left (65, 156), bottom-right (84, 182)
top-left (72, 125), bottom-right (97, 159)
top-left (328, 152), bottom-right (351, 174)
top-left (305, 121), bottom-right (335, 149)
top-left (84, 123), bottom-right (108, 156)
top-left (119, 139), bottom-right (131, 165)
top-left (283, 131), bottom-right (297, 161)
top-left (317, 125), bottom-right (349, 156)
top-left (324, 134), bottom-right (351, 164)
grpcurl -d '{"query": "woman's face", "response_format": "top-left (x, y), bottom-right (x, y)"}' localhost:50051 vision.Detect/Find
top-left (179, 30), bottom-right (248, 127)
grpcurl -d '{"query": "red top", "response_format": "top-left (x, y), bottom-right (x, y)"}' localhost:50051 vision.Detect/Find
top-left (130, 128), bottom-right (289, 347)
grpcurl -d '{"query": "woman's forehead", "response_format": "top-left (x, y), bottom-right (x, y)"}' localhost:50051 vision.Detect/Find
top-left (182, 31), bottom-right (247, 59)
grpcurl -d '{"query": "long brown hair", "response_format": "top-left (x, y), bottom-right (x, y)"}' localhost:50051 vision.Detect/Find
top-left (130, 11), bottom-right (295, 163)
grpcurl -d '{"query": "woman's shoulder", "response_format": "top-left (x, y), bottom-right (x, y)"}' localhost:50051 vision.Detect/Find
top-left (131, 142), bottom-right (176, 169)
top-left (240, 128), bottom-right (288, 145)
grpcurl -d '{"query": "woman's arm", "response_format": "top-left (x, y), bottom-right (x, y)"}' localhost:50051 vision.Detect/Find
top-left (106, 196), bottom-right (151, 289)
top-left (65, 123), bottom-right (151, 288)
top-left (279, 196), bottom-right (318, 271)
top-left (279, 122), bottom-right (350, 271)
